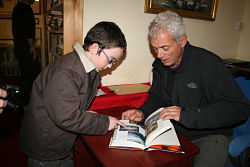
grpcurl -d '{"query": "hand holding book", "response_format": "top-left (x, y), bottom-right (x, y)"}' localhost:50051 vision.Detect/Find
top-left (159, 106), bottom-right (181, 121)
top-left (110, 108), bottom-right (182, 152)
top-left (122, 105), bottom-right (182, 122)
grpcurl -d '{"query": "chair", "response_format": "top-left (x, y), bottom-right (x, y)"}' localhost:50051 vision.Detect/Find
top-left (228, 76), bottom-right (250, 167)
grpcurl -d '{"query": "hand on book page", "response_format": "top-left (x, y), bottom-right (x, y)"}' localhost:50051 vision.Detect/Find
top-left (159, 106), bottom-right (182, 121)
top-left (108, 116), bottom-right (127, 131)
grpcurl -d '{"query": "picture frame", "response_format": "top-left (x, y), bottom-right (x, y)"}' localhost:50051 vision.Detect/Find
top-left (145, 0), bottom-right (218, 21)
top-left (35, 17), bottom-right (39, 24)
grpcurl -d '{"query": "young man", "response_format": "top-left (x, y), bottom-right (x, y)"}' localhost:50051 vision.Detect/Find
top-left (20, 21), bottom-right (127, 167)
top-left (122, 11), bottom-right (250, 167)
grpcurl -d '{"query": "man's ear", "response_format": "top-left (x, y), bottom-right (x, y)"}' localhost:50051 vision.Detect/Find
top-left (89, 43), bottom-right (99, 54)
top-left (180, 35), bottom-right (187, 48)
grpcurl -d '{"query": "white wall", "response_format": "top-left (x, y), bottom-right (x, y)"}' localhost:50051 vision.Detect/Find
top-left (185, 0), bottom-right (246, 58)
top-left (83, 0), bottom-right (248, 86)
top-left (237, 0), bottom-right (250, 61)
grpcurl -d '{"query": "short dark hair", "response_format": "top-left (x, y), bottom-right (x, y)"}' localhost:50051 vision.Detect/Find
top-left (83, 21), bottom-right (127, 52)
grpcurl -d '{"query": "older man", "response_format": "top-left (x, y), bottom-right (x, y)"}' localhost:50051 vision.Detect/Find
top-left (122, 10), bottom-right (250, 167)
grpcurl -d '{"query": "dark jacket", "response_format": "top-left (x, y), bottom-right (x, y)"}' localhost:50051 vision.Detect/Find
top-left (140, 42), bottom-right (250, 140)
top-left (20, 48), bottom-right (109, 160)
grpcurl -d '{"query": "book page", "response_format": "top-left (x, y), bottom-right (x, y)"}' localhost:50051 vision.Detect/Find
top-left (144, 108), bottom-right (164, 129)
top-left (147, 127), bottom-right (181, 152)
top-left (109, 120), bottom-right (147, 150)
top-left (145, 119), bottom-right (173, 147)
top-left (144, 108), bottom-right (173, 147)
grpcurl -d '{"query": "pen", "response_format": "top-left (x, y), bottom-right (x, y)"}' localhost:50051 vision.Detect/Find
top-left (109, 89), bottom-right (121, 93)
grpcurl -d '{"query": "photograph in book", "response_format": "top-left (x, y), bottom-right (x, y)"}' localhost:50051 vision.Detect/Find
top-left (109, 108), bottom-right (182, 152)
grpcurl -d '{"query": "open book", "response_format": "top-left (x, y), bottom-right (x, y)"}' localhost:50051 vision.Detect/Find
top-left (109, 108), bottom-right (182, 153)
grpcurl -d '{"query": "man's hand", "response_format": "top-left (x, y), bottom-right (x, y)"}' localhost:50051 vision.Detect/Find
top-left (108, 116), bottom-right (127, 131)
top-left (0, 88), bottom-right (8, 114)
top-left (121, 109), bottom-right (143, 122)
top-left (159, 106), bottom-right (181, 121)
top-left (30, 46), bottom-right (37, 60)
top-left (28, 38), bottom-right (36, 60)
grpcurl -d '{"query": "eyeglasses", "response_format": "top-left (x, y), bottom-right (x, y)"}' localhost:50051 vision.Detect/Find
top-left (101, 49), bottom-right (116, 63)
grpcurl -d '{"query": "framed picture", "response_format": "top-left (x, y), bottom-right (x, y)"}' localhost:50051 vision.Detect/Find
top-left (145, 0), bottom-right (218, 21)
top-left (35, 17), bottom-right (39, 24)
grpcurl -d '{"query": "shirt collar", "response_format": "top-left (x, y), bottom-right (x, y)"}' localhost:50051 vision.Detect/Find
top-left (73, 43), bottom-right (96, 73)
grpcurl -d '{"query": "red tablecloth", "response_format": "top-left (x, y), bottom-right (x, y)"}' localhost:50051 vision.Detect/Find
top-left (90, 83), bottom-right (149, 110)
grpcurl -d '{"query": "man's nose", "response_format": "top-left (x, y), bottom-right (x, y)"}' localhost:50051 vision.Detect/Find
top-left (156, 49), bottom-right (164, 59)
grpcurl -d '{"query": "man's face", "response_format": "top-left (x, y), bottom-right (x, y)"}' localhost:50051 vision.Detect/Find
top-left (150, 29), bottom-right (186, 68)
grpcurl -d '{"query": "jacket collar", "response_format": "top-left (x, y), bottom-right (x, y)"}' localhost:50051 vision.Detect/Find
top-left (170, 41), bottom-right (191, 73)
top-left (73, 43), bottom-right (96, 73)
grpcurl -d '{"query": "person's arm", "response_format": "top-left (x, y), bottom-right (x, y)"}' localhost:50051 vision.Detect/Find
top-left (0, 88), bottom-right (7, 114)
top-left (21, 7), bottom-right (36, 59)
top-left (87, 110), bottom-right (126, 130)
top-left (42, 69), bottom-right (111, 135)
top-left (180, 59), bottom-right (250, 129)
top-left (27, 38), bottom-right (36, 59)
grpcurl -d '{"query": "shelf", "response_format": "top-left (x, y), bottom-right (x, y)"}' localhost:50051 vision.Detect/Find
top-left (44, 0), bottom-right (83, 64)
top-left (48, 29), bottom-right (63, 34)
top-left (0, 43), bottom-right (13, 48)
top-left (48, 1), bottom-right (63, 12)
top-left (49, 51), bottom-right (62, 58)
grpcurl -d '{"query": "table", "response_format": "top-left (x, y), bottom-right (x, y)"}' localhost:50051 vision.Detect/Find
top-left (90, 83), bottom-right (150, 110)
top-left (74, 106), bottom-right (200, 167)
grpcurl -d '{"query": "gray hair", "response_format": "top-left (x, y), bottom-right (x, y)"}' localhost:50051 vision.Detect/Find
top-left (148, 10), bottom-right (186, 45)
